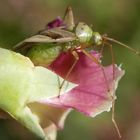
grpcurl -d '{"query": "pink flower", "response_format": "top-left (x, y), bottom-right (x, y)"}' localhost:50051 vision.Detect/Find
top-left (41, 16), bottom-right (125, 119)
top-left (40, 51), bottom-right (125, 117)
top-left (0, 17), bottom-right (125, 140)
top-left (47, 17), bottom-right (65, 29)
top-left (0, 49), bottom-right (124, 140)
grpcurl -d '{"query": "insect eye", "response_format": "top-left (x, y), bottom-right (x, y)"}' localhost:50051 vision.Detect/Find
top-left (92, 32), bottom-right (102, 46)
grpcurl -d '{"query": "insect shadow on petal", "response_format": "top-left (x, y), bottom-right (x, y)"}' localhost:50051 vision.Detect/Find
top-left (13, 6), bottom-right (140, 138)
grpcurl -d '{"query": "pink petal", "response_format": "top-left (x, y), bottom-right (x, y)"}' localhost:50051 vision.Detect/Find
top-left (41, 51), bottom-right (125, 117)
top-left (47, 17), bottom-right (65, 29)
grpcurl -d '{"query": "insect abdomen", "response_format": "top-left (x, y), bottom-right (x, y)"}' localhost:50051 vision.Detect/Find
top-left (26, 44), bottom-right (62, 67)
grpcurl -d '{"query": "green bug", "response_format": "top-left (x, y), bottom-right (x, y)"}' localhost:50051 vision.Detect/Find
top-left (14, 6), bottom-right (139, 67)
top-left (13, 7), bottom-right (139, 84)
top-left (13, 6), bottom-right (140, 138)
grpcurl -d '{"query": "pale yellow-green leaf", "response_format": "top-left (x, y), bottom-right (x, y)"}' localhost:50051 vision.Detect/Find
top-left (0, 48), bottom-right (76, 140)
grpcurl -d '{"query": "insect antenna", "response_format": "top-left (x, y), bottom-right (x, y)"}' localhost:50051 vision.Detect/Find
top-left (103, 36), bottom-right (140, 57)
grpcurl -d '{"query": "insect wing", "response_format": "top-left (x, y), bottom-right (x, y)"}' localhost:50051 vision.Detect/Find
top-left (40, 27), bottom-right (76, 38)
top-left (14, 29), bottom-right (76, 51)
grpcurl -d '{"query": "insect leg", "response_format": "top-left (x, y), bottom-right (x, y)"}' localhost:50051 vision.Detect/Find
top-left (109, 44), bottom-right (115, 79)
top-left (99, 44), bottom-right (104, 55)
top-left (111, 96), bottom-right (122, 138)
top-left (104, 42), bottom-right (122, 138)
top-left (58, 51), bottom-right (79, 97)
top-left (81, 49), bottom-right (121, 138)
top-left (104, 42), bottom-right (116, 80)
top-left (63, 6), bottom-right (75, 31)
top-left (57, 75), bottom-right (61, 96)
top-left (98, 42), bottom-right (115, 80)
top-left (81, 49), bottom-right (110, 91)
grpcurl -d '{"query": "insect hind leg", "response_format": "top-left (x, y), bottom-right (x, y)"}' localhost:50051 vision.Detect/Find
top-left (111, 96), bottom-right (122, 138)
top-left (81, 49), bottom-right (110, 91)
top-left (81, 49), bottom-right (122, 137)
top-left (99, 42), bottom-right (122, 138)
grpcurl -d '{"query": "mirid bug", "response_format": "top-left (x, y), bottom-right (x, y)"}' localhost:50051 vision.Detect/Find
top-left (13, 6), bottom-right (140, 138)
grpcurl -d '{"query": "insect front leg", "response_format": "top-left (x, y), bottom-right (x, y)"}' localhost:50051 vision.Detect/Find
top-left (102, 35), bottom-right (140, 57)
top-left (63, 6), bottom-right (75, 31)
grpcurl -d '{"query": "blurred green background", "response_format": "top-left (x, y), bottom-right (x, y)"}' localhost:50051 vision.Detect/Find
top-left (0, 0), bottom-right (140, 140)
